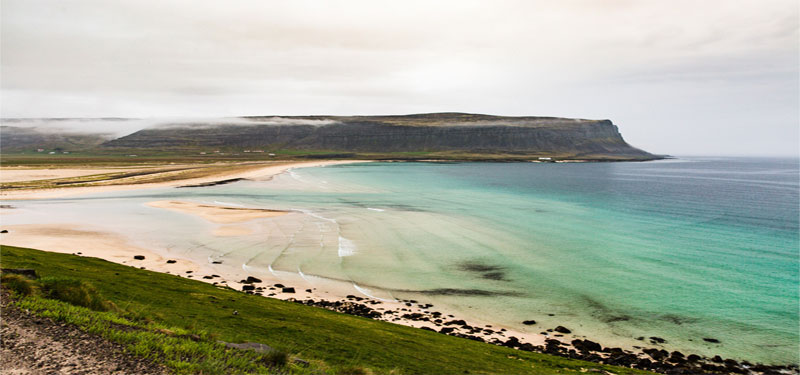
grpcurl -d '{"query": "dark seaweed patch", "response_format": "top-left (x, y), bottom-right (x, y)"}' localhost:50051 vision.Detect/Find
top-left (416, 288), bottom-right (522, 297)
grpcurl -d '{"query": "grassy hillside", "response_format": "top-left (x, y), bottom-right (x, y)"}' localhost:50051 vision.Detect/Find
top-left (0, 245), bottom-right (654, 375)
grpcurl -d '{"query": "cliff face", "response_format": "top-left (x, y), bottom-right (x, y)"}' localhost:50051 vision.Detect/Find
top-left (102, 113), bottom-right (654, 159)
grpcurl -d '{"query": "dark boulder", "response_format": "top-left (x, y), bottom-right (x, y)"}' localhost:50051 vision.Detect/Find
top-left (554, 326), bottom-right (571, 334)
top-left (242, 285), bottom-right (255, 291)
top-left (246, 276), bottom-right (262, 283)
top-left (649, 336), bottom-right (666, 344)
top-left (571, 339), bottom-right (601, 352)
top-left (522, 320), bottom-right (536, 325)
top-left (133, 255), bottom-right (145, 260)
top-left (702, 337), bottom-right (720, 343)
top-left (166, 260), bottom-right (177, 264)
top-left (282, 287), bottom-right (295, 293)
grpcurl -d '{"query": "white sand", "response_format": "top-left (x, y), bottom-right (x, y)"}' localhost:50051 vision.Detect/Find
top-left (0, 158), bottom-right (557, 349)
top-left (0, 167), bottom-right (145, 183)
top-left (146, 200), bottom-right (287, 224)
top-left (0, 160), bottom-right (358, 200)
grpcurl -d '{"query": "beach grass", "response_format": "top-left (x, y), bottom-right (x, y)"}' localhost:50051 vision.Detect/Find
top-left (0, 245), bottom-right (655, 374)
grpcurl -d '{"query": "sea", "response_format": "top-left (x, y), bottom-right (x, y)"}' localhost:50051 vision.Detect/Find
top-left (4, 156), bottom-right (798, 364)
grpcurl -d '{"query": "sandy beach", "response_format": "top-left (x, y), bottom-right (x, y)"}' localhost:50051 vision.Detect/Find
top-left (0, 159), bottom-right (554, 349)
top-left (0, 160), bottom-right (358, 200)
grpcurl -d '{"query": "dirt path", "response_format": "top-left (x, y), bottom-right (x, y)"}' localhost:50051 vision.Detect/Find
top-left (0, 290), bottom-right (167, 375)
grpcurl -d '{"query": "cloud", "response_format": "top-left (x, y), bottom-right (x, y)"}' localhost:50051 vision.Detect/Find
top-left (0, 0), bottom-right (797, 155)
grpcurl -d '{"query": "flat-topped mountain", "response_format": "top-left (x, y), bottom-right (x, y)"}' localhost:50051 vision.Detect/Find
top-left (102, 113), bottom-right (656, 160)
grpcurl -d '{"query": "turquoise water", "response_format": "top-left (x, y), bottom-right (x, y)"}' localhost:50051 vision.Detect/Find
top-left (6, 157), bottom-right (798, 364)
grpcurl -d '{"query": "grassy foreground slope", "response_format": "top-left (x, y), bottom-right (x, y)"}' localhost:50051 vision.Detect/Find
top-left (0, 245), bottom-right (654, 375)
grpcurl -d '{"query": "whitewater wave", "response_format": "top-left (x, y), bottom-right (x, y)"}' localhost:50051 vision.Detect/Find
top-left (353, 283), bottom-right (396, 302)
top-left (338, 236), bottom-right (357, 257)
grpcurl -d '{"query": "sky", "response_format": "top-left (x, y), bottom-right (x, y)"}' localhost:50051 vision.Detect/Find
top-left (1, 0), bottom-right (798, 156)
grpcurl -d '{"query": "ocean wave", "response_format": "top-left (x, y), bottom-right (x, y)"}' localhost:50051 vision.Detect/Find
top-left (353, 283), bottom-right (396, 302)
top-left (338, 236), bottom-right (356, 257)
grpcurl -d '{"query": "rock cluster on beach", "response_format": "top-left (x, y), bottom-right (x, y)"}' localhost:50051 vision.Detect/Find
top-left (224, 277), bottom-right (796, 375)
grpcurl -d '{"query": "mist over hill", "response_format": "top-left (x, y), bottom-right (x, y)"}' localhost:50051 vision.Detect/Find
top-left (101, 113), bottom-right (656, 160)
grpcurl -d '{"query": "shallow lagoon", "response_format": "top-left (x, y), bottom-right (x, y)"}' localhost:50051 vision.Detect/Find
top-left (5, 157), bottom-right (798, 364)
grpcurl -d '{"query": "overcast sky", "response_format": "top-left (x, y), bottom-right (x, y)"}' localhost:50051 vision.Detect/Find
top-left (1, 0), bottom-right (798, 156)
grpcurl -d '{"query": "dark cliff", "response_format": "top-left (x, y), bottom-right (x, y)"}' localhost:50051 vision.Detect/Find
top-left (102, 113), bottom-right (655, 160)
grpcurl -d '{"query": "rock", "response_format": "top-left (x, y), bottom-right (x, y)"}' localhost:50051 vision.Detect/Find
top-left (649, 336), bottom-right (666, 344)
top-left (133, 255), bottom-right (145, 260)
top-left (212, 261), bottom-right (222, 264)
top-left (571, 339), bottom-right (601, 352)
top-left (522, 320), bottom-right (536, 325)
top-left (305, 289), bottom-right (312, 293)
top-left (0, 230), bottom-right (8, 233)
top-left (444, 319), bottom-right (467, 326)
top-left (282, 287), bottom-right (295, 293)
top-left (274, 284), bottom-right (285, 288)
top-left (166, 260), bottom-right (177, 264)
top-left (242, 285), bottom-right (255, 291)
top-left (420, 327), bottom-right (435, 332)
top-left (202, 276), bottom-right (213, 279)
top-left (245, 276), bottom-right (262, 283)
top-left (518, 343), bottom-right (536, 351)
top-left (554, 326), bottom-right (571, 334)
top-left (702, 337), bottom-right (720, 343)
top-left (222, 341), bottom-right (273, 353)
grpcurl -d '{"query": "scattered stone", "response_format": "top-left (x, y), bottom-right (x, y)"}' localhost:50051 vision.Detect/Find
top-left (222, 341), bottom-right (272, 353)
top-left (242, 285), bottom-right (255, 291)
top-left (274, 284), bottom-right (285, 288)
top-left (649, 336), bottom-right (666, 344)
top-left (282, 287), bottom-right (295, 293)
top-left (702, 337), bottom-right (720, 343)
top-left (305, 289), bottom-right (312, 293)
top-left (166, 260), bottom-right (177, 264)
top-left (0, 230), bottom-right (8, 233)
top-left (553, 326), bottom-right (571, 334)
top-left (202, 276), bottom-right (213, 279)
top-left (133, 255), bottom-right (145, 260)
top-left (245, 276), bottom-right (262, 283)
top-left (212, 261), bottom-right (223, 264)
top-left (522, 320), bottom-right (536, 325)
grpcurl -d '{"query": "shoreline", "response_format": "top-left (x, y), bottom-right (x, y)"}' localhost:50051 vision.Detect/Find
top-left (0, 161), bottom-right (796, 374)
top-left (1, 223), bottom-right (795, 374)
top-left (0, 160), bottom-right (361, 200)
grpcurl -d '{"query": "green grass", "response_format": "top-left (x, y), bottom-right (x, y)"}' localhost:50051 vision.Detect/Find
top-left (1, 245), bottom-right (655, 375)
